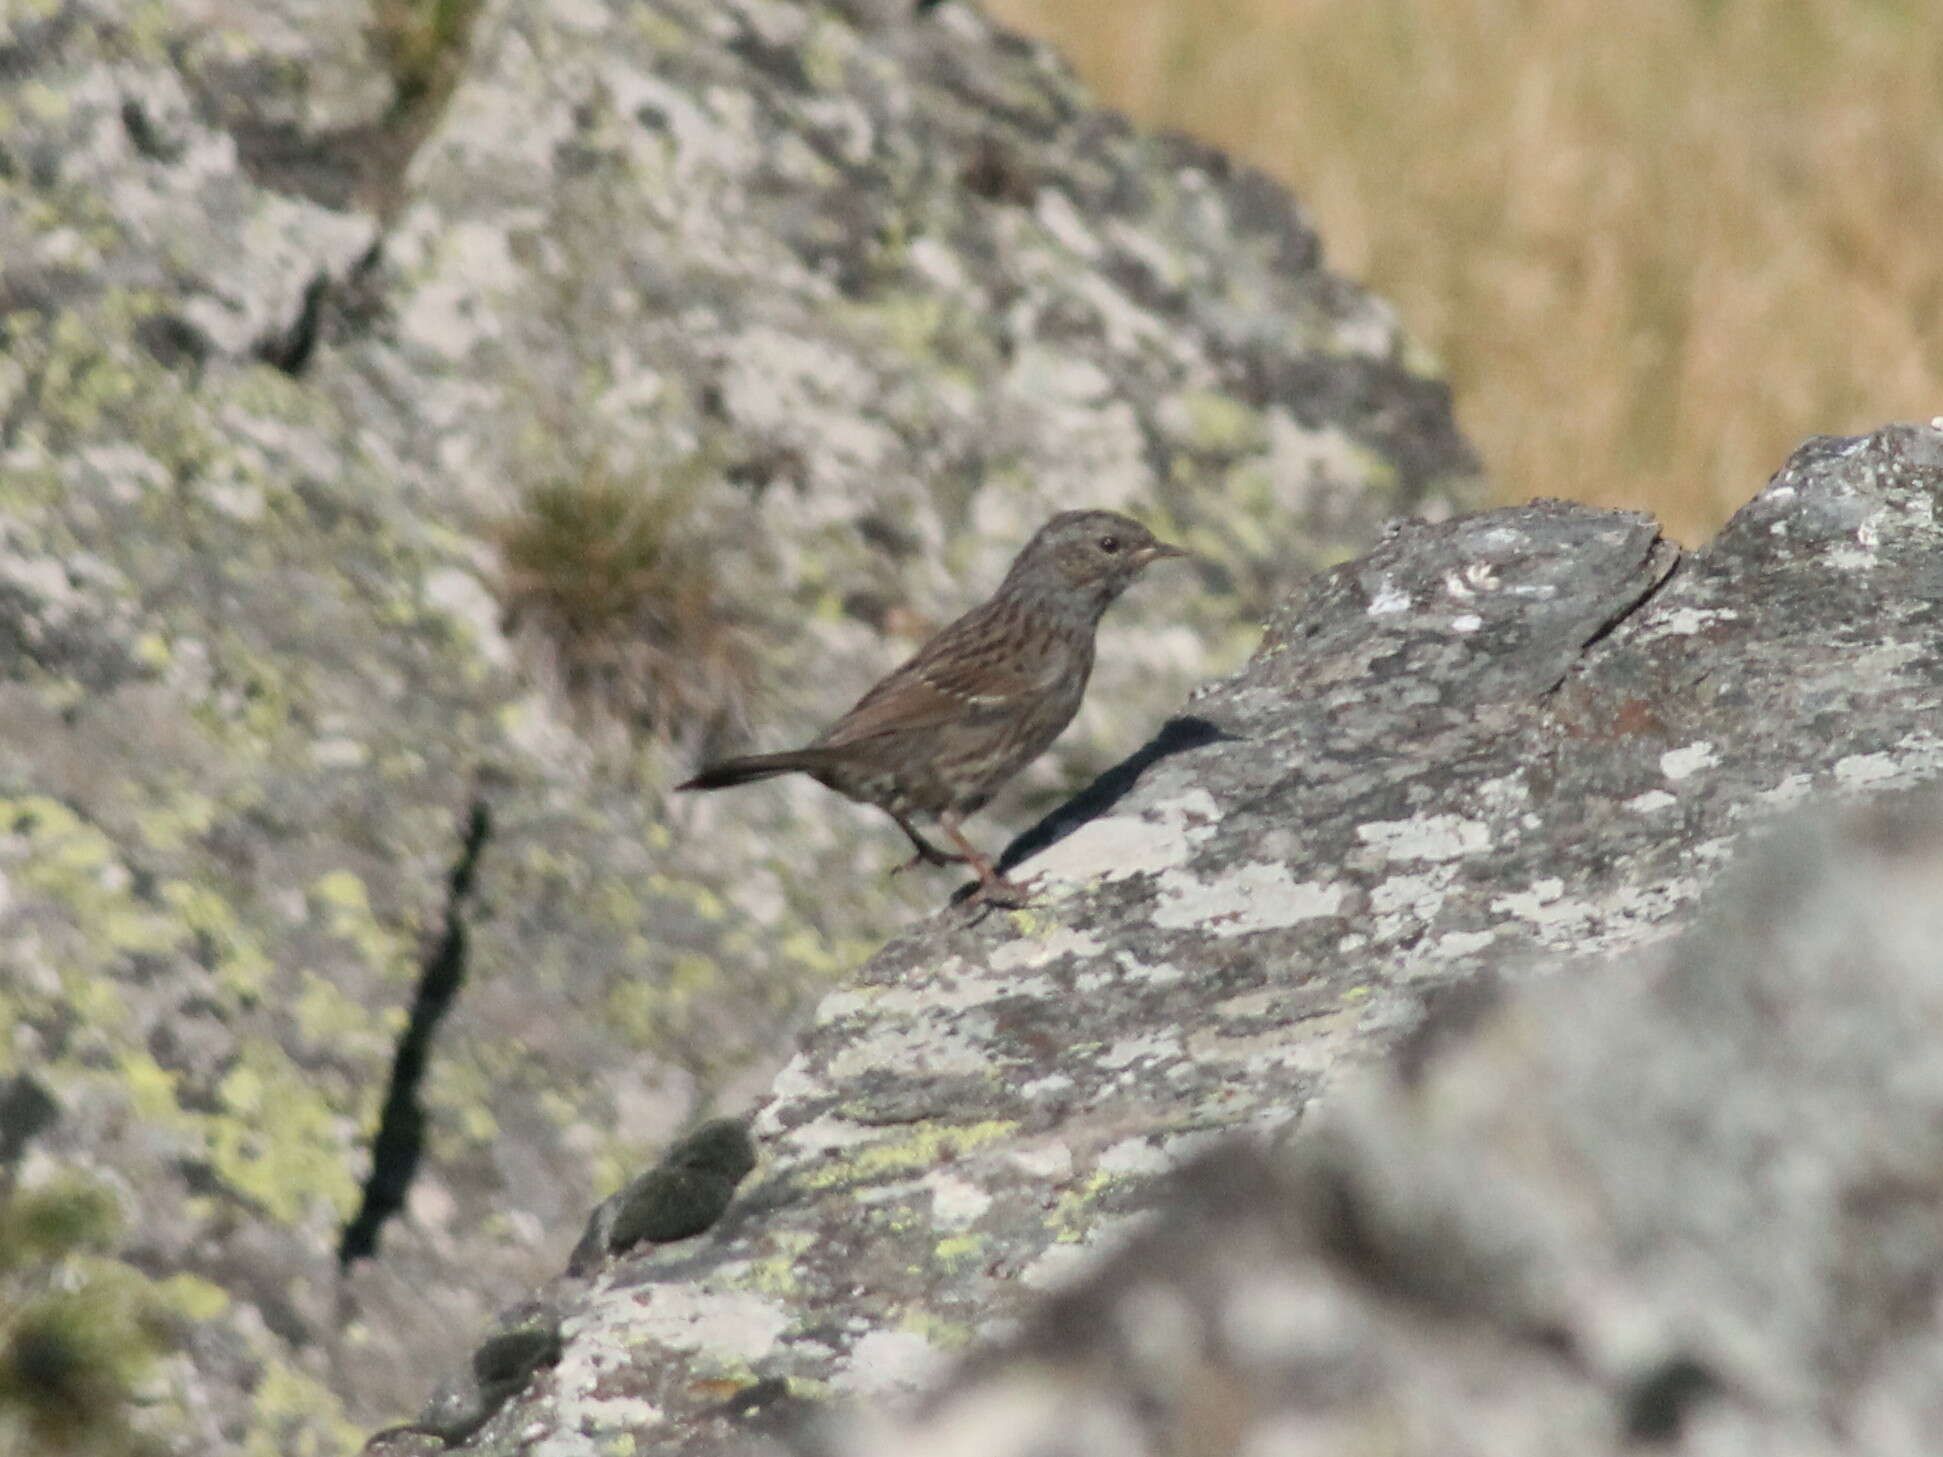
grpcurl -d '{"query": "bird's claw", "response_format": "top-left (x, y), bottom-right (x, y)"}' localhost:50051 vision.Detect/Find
top-left (962, 873), bottom-right (1033, 910)
top-left (889, 847), bottom-right (969, 877)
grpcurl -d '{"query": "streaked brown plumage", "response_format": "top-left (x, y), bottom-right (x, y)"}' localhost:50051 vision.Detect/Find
top-left (678, 510), bottom-right (1187, 904)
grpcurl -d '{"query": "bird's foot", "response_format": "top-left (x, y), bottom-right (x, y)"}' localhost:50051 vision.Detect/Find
top-left (961, 869), bottom-right (1033, 910)
top-left (888, 814), bottom-right (968, 875)
top-left (888, 846), bottom-right (969, 877)
top-left (931, 814), bottom-right (1033, 911)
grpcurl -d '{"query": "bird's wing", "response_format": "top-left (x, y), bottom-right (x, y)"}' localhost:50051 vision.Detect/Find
top-left (816, 601), bottom-right (1067, 748)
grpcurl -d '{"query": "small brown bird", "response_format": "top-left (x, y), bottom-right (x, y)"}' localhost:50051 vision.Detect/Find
top-left (678, 510), bottom-right (1187, 905)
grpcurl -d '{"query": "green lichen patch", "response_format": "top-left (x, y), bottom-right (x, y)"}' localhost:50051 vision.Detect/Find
top-left (734, 1230), bottom-right (819, 1299)
top-left (208, 1047), bottom-right (363, 1224)
top-left (932, 1232), bottom-right (986, 1271)
top-left (238, 1362), bottom-right (363, 1457)
top-left (1176, 388), bottom-right (1266, 454)
top-left (800, 1120), bottom-right (1019, 1191)
top-left (1048, 1168), bottom-right (1119, 1243)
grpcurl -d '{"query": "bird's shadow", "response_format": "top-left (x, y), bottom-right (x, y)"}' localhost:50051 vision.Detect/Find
top-left (995, 714), bottom-right (1236, 877)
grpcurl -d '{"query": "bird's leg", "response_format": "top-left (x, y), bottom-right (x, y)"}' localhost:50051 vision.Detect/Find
top-left (938, 812), bottom-right (1030, 907)
top-left (887, 813), bottom-right (968, 876)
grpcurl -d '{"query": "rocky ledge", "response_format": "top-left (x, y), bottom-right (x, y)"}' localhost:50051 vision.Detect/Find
top-left (405, 421), bottom-right (1943, 1454)
top-left (0, 0), bottom-right (1474, 1447)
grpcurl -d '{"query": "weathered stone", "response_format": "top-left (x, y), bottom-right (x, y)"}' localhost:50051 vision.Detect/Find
top-left (445, 423), bottom-right (1943, 1454)
top-left (363, 1301), bottom-right (565, 1452)
top-left (0, 0), bottom-right (1470, 1450)
top-left (819, 790), bottom-right (1943, 1457)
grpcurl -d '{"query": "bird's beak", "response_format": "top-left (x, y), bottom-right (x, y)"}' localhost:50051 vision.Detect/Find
top-left (1137, 541), bottom-right (1191, 565)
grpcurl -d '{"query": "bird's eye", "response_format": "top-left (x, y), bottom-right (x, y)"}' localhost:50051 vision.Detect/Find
top-left (1098, 535), bottom-right (1121, 554)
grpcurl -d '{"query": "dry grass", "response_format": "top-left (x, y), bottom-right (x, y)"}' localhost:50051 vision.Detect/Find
top-left (986, 0), bottom-right (1943, 543)
top-left (0, 1179), bottom-right (158, 1457)
top-left (493, 463), bottom-right (758, 763)
top-left (370, 0), bottom-right (486, 120)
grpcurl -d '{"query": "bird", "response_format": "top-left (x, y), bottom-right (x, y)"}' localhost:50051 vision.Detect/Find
top-left (677, 509), bottom-right (1188, 906)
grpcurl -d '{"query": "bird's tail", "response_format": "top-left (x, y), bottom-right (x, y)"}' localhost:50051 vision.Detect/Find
top-left (676, 749), bottom-right (832, 792)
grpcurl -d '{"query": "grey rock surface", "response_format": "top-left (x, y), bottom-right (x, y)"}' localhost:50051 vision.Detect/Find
top-left (827, 791), bottom-right (1943, 1457)
top-left (448, 422), bottom-right (1943, 1454)
top-left (0, 0), bottom-right (1471, 1451)
top-left (819, 788), bottom-right (1943, 1457)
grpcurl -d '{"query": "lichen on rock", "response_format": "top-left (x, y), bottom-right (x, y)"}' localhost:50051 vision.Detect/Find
top-left (0, 0), bottom-right (1474, 1451)
top-left (448, 423), bottom-right (1943, 1454)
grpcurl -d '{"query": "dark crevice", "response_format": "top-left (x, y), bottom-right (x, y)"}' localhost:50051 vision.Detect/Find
top-left (331, 240), bottom-right (392, 339)
top-left (339, 798), bottom-right (492, 1266)
top-left (254, 272), bottom-right (329, 376)
top-left (134, 310), bottom-right (214, 377)
top-left (0, 1074), bottom-right (59, 1165)
top-left (1544, 537), bottom-right (1684, 696)
top-left (121, 97), bottom-right (186, 164)
top-left (1621, 1353), bottom-right (1720, 1443)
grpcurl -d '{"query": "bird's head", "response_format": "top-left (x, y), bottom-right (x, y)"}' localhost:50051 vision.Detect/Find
top-left (1004, 509), bottom-right (1189, 616)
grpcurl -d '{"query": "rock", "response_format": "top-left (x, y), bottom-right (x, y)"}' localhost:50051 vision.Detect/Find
top-left (568, 1117), bottom-right (758, 1272)
top-left (468, 1313), bottom-right (563, 1392)
top-left (436, 423), bottom-right (1943, 1452)
top-left (362, 1301), bottom-right (565, 1451)
top-left (1, 0), bottom-right (1469, 1449)
top-left (823, 789), bottom-right (1943, 1456)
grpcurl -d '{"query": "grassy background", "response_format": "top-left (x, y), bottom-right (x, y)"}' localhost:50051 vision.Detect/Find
top-left (985, 0), bottom-right (1943, 543)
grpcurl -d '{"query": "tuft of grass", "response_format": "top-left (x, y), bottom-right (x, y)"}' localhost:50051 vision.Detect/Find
top-left (370, 0), bottom-right (487, 125)
top-left (492, 463), bottom-right (758, 761)
top-left (0, 1179), bottom-right (161, 1457)
top-left (986, 0), bottom-right (1943, 543)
